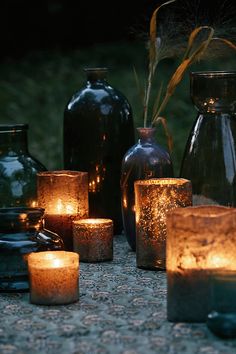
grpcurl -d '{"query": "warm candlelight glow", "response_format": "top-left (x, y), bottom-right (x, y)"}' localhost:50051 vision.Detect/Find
top-left (37, 171), bottom-right (89, 250)
top-left (166, 205), bottom-right (236, 322)
top-left (179, 254), bottom-right (230, 270)
top-left (73, 218), bottom-right (113, 262)
top-left (28, 251), bottom-right (79, 305)
top-left (123, 196), bottom-right (127, 209)
top-left (37, 171), bottom-right (88, 216)
top-left (208, 255), bottom-right (229, 269)
top-left (88, 164), bottom-right (106, 193)
top-left (75, 218), bottom-right (112, 225)
top-left (135, 178), bottom-right (192, 270)
top-left (55, 199), bottom-right (75, 215)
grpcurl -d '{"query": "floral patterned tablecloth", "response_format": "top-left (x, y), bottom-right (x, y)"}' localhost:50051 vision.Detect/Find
top-left (0, 235), bottom-right (236, 354)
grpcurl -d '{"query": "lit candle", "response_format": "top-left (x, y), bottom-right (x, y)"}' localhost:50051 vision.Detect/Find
top-left (28, 251), bottom-right (79, 305)
top-left (73, 218), bottom-right (113, 262)
top-left (166, 205), bottom-right (236, 322)
top-left (37, 171), bottom-right (89, 250)
top-left (134, 178), bottom-right (192, 270)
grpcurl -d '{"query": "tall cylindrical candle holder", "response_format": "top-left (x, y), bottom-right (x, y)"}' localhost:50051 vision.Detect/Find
top-left (166, 206), bottom-right (236, 323)
top-left (28, 251), bottom-right (79, 305)
top-left (73, 218), bottom-right (113, 262)
top-left (37, 171), bottom-right (89, 250)
top-left (135, 178), bottom-right (192, 270)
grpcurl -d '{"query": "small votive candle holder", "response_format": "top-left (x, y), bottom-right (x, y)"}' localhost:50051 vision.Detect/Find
top-left (73, 218), bottom-right (113, 262)
top-left (166, 205), bottom-right (236, 323)
top-left (134, 178), bottom-right (192, 270)
top-left (37, 171), bottom-right (89, 250)
top-left (28, 251), bottom-right (79, 305)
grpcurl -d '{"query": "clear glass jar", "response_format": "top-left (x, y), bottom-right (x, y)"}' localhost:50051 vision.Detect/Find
top-left (0, 207), bottom-right (64, 292)
top-left (180, 71), bottom-right (236, 206)
top-left (0, 124), bottom-right (46, 207)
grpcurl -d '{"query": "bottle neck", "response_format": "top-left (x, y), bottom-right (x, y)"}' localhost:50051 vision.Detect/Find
top-left (0, 129), bottom-right (28, 155)
top-left (137, 127), bottom-right (156, 144)
top-left (0, 207), bottom-right (44, 233)
top-left (84, 68), bottom-right (108, 86)
top-left (86, 78), bottom-right (107, 86)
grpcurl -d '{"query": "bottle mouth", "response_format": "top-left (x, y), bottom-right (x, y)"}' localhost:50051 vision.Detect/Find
top-left (0, 124), bottom-right (28, 132)
top-left (84, 67), bottom-right (108, 73)
top-left (84, 67), bottom-right (108, 81)
top-left (190, 71), bottom-right (236, 78)
top-left (137, 127), bottom-right (156, 139)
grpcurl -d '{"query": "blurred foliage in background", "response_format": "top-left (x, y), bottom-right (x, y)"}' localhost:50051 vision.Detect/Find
top-left (0, 40), bottom-right (235, 175)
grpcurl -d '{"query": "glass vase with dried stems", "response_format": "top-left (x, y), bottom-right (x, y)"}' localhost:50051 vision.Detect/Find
top-left (121, 0), bottom-right (236, 250)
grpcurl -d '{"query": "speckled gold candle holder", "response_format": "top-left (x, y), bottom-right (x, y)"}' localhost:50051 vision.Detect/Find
top-left (73, 218), bottom-right (113, 262)
top-left (28, 251), bottom-right (79, 305)
top-left (134, 178), bottom-right (192, 270)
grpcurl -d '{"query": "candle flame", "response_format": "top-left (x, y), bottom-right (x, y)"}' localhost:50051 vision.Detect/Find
top-left (179, 254), bottom-right (230, 270)
top-left (55, 199), bottom-right (76, 214)
top-left (52, 258), bottom-right (63, 268)
top-left (87, 219), bottom-right (102, 224)
top-left (56, 199), bottom-right (63, 213)
top-left (65, 204), bottom-right (74, 214)
top-left (208, 255), bottom-right (229, 268)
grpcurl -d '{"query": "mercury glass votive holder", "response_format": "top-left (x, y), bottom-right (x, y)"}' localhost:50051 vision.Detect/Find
top-left (28, 251), bottom-right (79, 305)
top-left (37, 171), bottom-right (89, 250)
top-left (166, 205), bottom-right (236, 323)
top-left (134, 178), bottom-right (192, 270)
top-left (73, 218), bottom-right (113, 262)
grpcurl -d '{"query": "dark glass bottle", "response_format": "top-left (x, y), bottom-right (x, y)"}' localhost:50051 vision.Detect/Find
top-left (180, 71), bottom-right (236, 206)
top-left (0, 207), bottom-right (64, 292)
top-left (121, 127), bottom-right (174, 251)
top-left (64, 68), bottom-right (135, 234)
top-left (0, 124), bottom-right (46, 208)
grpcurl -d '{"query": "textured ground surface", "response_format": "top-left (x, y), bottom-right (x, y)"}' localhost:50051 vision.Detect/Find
top-left (0, 235), bottom-right (236, 354)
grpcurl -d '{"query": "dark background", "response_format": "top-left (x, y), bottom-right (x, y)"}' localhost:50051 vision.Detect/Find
top-left (0, 0), bottom-right (236, 172)
top-left (0, 0), bottom-right (233, 60)
top-left (0, 0), bottom-right (155, 58)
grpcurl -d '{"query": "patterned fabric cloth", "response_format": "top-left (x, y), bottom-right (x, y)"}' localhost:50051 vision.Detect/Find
top-left (0, 235), bottom-right (235, 354)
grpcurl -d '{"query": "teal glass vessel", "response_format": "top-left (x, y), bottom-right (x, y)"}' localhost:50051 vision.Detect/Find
top-left (0, 207), bottom-right (64, 292)
top-left (63, 68), bottom-right (135, 234)
top-left (121, 127), bottom-right (174, 251)
top-left (180, 71), bottom-right (236, 206)
top-left (207, 271), bottom-right (236, 338)
top-left (0, 124), bottom-right (46, 208)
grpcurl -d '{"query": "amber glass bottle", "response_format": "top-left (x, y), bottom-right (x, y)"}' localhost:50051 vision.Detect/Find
top-left (121, 127), bottom-right (174, 250)
top-left (64, 68), bottom-right (135, 234)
